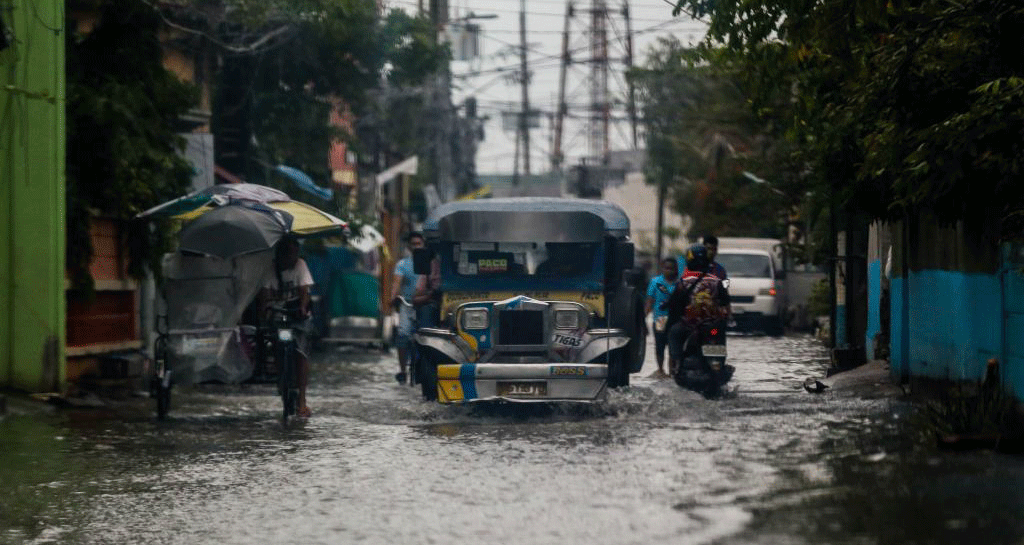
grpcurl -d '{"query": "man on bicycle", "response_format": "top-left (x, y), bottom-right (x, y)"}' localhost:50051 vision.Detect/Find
top-left (260, 236), bottom-right (314, 417)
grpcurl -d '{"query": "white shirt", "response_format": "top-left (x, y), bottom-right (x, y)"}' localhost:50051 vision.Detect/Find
top-left (263, 259), bottom-right (314, 305)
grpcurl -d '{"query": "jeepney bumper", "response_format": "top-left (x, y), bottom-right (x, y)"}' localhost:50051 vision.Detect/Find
top-left (436, 363), bottom-right (609, 404)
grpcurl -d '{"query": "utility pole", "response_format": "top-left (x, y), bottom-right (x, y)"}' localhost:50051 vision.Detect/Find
top-left (519, 0), bottom-right (531, 181)
top-left (590, 0), bottom-right (609, 167)
top-left (429, 0), bottom-right (453, 201)
top-left (553, 1), bottom-right (572, 173)
top-left (551, 1), bottom-right (636, 179)
top-left (623, 1), bottom-right (638, 150)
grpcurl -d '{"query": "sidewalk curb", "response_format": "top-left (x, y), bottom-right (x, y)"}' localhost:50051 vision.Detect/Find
top-left (823, 359), bottom-right (905, 399)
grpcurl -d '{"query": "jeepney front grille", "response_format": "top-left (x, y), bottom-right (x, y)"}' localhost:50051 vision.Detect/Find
top-left (498, 310), bottom-right (544, 345)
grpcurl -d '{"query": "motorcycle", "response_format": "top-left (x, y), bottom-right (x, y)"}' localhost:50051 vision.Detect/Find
top-left (671, 318), bottom-right (735, 398)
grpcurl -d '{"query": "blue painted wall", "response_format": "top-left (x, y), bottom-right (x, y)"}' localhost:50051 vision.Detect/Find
top-left (866, 259), bottom-right (882, 356)
top-left (892, 269), bottom-right (1002, 383)
top-left (1002, 244), bottom-right (1024, 401)
top-left (890, 277), bottom-right (908, 380)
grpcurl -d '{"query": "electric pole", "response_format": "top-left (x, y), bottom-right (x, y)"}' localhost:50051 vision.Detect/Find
top-left (519, 0), bottom-right (531, 181)
top-left (552, 1), bottom-right (638, 177)
top-left (430, 0), bottom-right (453, 201)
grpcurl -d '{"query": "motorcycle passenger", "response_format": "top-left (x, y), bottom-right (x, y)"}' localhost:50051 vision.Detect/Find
top-left (644, 257), bottom-right (678, 379)
top-left (260, 236), bottom-right (314, 417)
top-left (662, 244), bottom-right (730, 374)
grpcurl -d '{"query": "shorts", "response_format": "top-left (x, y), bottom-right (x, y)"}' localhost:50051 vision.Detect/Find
top-left (293, 316), bottom-right (313, 358)
top-left (396, 305), bottom-right (416, 346)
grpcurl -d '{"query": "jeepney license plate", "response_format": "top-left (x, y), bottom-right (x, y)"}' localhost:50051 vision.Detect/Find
top-left (497, 381), bottom-right (547, 397)
top-left (702, 344), bottom-right (727, 357)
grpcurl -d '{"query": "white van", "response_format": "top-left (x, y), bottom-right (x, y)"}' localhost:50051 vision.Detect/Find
top-left (715, 247), bottom-right (786, 336)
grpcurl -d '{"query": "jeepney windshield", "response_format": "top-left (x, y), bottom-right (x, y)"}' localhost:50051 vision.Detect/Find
top-left (451, 241), bottom-right (599, 278)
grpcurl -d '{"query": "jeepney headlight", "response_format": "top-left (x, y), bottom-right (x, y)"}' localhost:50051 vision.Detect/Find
top-left (461, 308), bottom-right (489, 330)
top-left (554, 309), bottom-right (580, 329)
top-left (277, 329), bottom-right (294, 342)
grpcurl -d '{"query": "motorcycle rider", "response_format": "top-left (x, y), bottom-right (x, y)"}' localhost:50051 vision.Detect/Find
top-left (661, 244), bottom-right (730, 375)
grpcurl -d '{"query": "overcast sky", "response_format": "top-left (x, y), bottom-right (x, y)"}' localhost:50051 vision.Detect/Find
top-left (384, 0), bottom-right (708, 175)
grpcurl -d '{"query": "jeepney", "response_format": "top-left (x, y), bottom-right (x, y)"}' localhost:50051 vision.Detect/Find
top-left (412, 198), bottom-right (647, 403)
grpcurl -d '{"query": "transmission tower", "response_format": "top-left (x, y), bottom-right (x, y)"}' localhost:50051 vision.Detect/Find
top-left (552, 0), bottom-right (637, 173)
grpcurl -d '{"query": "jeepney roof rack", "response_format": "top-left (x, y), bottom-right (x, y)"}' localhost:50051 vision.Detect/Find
top-left (423, 197), bottom-right (630, 243)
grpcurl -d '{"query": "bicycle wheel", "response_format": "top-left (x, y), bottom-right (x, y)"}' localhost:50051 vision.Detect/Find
top-left (278, 342), bottom-right (297, 418)
top-left (153, 335), bottom-right (172, 420)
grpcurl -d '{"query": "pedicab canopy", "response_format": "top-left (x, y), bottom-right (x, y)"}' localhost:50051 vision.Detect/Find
top-left (136, 182), bottom-right (347, 237)
top-left (422, 197), bottom-right (630, 243)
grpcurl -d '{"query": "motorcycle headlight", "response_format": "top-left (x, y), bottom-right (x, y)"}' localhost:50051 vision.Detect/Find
top-left (554, 309), bottom-right (580, 329)
top-left (461, 308), bottom-right (489, 330)
top-left (277, 329), bottom-right (294, 342)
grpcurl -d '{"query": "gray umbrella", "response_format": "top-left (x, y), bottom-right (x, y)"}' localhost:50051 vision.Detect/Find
top-left (177, 202), bottom-right (294, 259)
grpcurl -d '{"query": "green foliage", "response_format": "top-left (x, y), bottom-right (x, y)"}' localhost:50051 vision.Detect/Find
top-left (66, 0), bottom-right (199, 288)
top-left (631, 38), bottom-right (800, 240)
top-left (210, 2), bottom-right (447, 195)
top-left (673, 0), bottom-right (1024, 238)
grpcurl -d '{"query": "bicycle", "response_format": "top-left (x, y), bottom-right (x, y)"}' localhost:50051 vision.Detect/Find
top-left (265, 304), bottom-right (302, 419)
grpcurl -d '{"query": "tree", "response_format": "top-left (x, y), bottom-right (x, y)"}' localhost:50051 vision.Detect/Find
top-left (199, 2), bottom-right (448, 199)
top-left (66, 0), bottom-right (199, 288)
top-left (631, 38), bottom-right (801, 240)
top-left (672, 0), bottom-right (1024, 240)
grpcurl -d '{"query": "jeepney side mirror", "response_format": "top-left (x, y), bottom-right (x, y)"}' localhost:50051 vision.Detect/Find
top-left (616, 241), bottom-right (635, 272)
top-left (413, 247), bottom-right (433, 275)
top-left (624, 268), bottom-right (647, 289)
top-left (606, 241), bottom-right (635, 286)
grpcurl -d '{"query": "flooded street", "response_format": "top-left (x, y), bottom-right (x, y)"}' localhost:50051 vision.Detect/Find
top-left (4, 334), bottom-right (1024, 545)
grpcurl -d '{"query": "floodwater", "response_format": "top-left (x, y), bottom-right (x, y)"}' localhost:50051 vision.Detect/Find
top-left (3, 334), bottom-right (1024, 545)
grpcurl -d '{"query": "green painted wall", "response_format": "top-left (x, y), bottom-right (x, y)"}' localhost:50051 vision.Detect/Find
top-left (1, 1), bottom-right (66, 391)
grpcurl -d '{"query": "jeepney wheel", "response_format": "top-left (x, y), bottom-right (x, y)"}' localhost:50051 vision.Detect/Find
top-left (417, 349), bottom-right (439, 401)
top-left (607, 349), bottom-right (630, 388)
top-left (610, 286), bottom-right (646, 375)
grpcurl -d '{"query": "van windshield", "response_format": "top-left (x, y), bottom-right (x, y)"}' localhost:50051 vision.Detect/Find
top-left (717, 253), bottom-right (772, 278)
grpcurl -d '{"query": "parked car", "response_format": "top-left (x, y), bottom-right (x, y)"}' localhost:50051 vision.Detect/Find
top-left (716, 247), bottom-right (787, 336)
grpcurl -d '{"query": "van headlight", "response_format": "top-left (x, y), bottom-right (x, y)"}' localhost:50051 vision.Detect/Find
top-left (554, 309), bottom-right (580, 329)
top-left (461, 308), bottom-right (489, 330)
top-left (277, 329), bottom-right (294, 342)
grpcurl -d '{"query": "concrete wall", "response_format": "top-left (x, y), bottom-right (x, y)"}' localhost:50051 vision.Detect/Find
top-left (887, 213), bottom-right (1020, 400)
top-left (0, 0), bottom-right (66, 391)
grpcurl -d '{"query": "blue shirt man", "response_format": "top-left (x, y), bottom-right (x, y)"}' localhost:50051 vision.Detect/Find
top-left (645, 257), bottom-right (678, 377)
top-left (390, 232), bottom-right (425, 385)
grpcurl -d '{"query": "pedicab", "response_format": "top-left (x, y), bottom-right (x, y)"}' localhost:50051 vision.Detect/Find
top-left (136, 184), bottom-right (347, 419)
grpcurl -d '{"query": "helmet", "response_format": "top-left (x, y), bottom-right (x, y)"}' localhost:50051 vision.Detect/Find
top-left (684, 244), bottom-right (710, 273)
